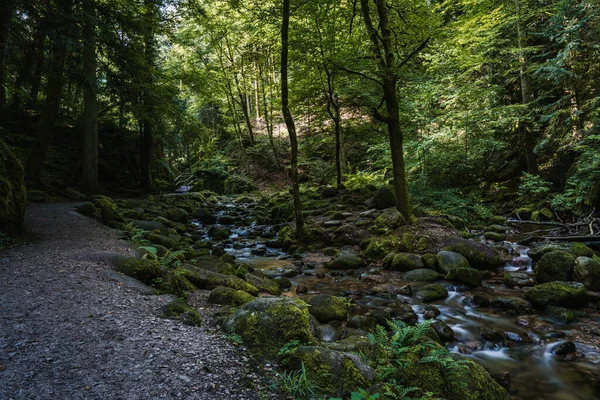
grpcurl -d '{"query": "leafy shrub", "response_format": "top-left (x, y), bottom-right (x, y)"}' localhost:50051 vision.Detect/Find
top-left (517, 173), bottom-right (552, 201)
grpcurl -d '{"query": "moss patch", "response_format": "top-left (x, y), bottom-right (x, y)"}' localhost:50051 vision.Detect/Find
top-left (208, 286), bottom-right (255, 306)
top-left (113, 258), bottom-right (162, 285)
top-left (162, 300), bottom-right (202, 326)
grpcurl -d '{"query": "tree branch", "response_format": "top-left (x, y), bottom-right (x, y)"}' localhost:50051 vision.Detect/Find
top-left (337, 64), bottom-right (383, 87)
top-left (397, 36), bottom-right (430, 69)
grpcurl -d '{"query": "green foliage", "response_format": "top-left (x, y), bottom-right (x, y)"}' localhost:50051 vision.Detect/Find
top-left (344, 170), bottom-right (386, 191)
top-left (278, 340), bottom-right (302, 358)
top-left (517, 173), bottom-right (552, 201)
top-left (275, 362), bottom-right (322, 400)
top-left (223, 333), bottom-right (243, 345)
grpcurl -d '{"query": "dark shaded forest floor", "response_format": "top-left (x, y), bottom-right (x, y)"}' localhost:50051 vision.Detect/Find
top-left (0, 203), bottom-right (276, 400)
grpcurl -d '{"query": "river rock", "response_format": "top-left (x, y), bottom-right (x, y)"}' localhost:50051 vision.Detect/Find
top-left (442, 239), bottom-right (506, 269)
top-left (401, 268), bottom-right (441, 282)
top-left (208, 226), bottom-right (230, 240)
top-left (528, 242), bottom-right (594, 261)
top-left (431, 320), bottom-right (455, 343)
top-left (503, 271), bottom-right (536, 288)
top-left (573, 256), bottom-right (600, 291)
top-left (391, 253), bottom-right (424, 272)
top-left (287, 346), bottom-right (374, 397)
top-left (445, 267), bottom-right (482, 287)
top-left (545, 305), bottom-right (577, 323)
top-left (484, 232), bottom-right (506, 242)
top-left (113, 258), bottom-right (162, 285)
top-left (307, 294), bottom-right (350, 323)
top-left (146, 233), bottom-right (179, 250)
top-left (165, 207), bottom-right (188, 223)
top-left (225, 297), bottom-right (312, 358)
top-left (436, 250), bottom-right (470, 273)
top-left (315, 324), bottom-right (339, 342)
top-left (193, 207), bottom-right (216, 224)
top-left (180, 266), bottom-right (258, 295)
top-left (207, 286), bottom-right (255, 306)
top-left (374, 208), bottom-right (406, 229)
top-left (534, 250), bottom-right (575, 283)
top-left (373, 185), bottom-right (396, 209)
top-left (415, 284), bottom-right (448, 302)
top-left (524, 281), bottom-right (588, 308)
top-left (244, 273), bottom-right (281, 295)
top-left (553, 341), bottom-right (577, 355)
top-left (480, 327), bottom-right (505, 343)
top-left (327, 255), bottom-right (365, 270)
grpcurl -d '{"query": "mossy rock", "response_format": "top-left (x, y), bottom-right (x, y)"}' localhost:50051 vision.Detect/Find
top-left (401, 268), bottom-right (441, 282)
top-left (286, 346), bottom-right (374, 397)
top-left (445, 267), bottom-right (483, 287)
top-left (390, 253), bottom-right (424, 272)
top-left (512, 207), bottom-right (534, 220)
top-left (224, 297), bottom-right (312, 358)
top-left (446, 215), bottom-right (466, 230)
top-left (545, 305), bottom-right (577, 323)
top-left (159, 269), bottom-right (198, 296)
top-left (91, 195), bottom-right (121, 225)
top-left (208, 286), bottom-right (255, 306)
top-left (165, 207), bottom-right (188, 223)
top-left (374, 208), bottom-right (406, 230)
top-left (503, 272), bottom-right (536, 288)
top-left (573, 256), bottom-right (600, 291)
top-left (307, 294), bottom-right (350, 323)
top-left (192, 254), bottom-right (232, 274)
top-left (180, 266), bottom-right (259, 295)
top-left (524, 281), bottom-right (588, 308)
top-left (484, 231), bottom-right (506, 242)
top-left (534, 251), bottom-right (576, 283)
top-left (528, 242), bottom-right (594, 261)
top-left (415, 284), bottom-right (448, 302)
top-left (373, 185), bottom-right (396, 210)
top-left (399, 349), bottom-right (511, 400)
top-left (113, 258), bottom-right (162, 285)
top-left (244, 273), bottom-right (281, 295)
top-left (76, 202), bottom-right (98, 218)
top-left (422, 253), bottom-right (438, 270)
top-left (436, 250), bottom-right (470, 274)
top-left (442, 239), bottom-right (505, 269)
top-left (208, 226), bottom-right (231, 240)
top-left (327, 255), bottom-right (365, 270)
top-left (362, 236), bottom-right (399, 260)
top-left (161, 299), bottom-right (202, 326)
top-left (0, 138), bottom-right (26, 235)
top-left (146, 233), bottom-right (180, 250)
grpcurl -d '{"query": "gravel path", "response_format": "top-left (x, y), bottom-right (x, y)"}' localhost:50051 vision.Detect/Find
top-left (0, 203), bottom-right (273, 400)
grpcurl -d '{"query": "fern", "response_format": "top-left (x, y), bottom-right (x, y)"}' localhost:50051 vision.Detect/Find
top-left (160, 249), bottom-right (186, 268)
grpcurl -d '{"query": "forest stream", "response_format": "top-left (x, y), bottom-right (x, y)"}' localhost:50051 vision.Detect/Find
top-left (195, 199), bottom-right (600, 400)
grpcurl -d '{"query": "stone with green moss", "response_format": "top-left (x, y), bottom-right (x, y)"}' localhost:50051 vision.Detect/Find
top-left (180, 266), bottom-right (259, 295)
top-left (146, 233), bottom-right (180, 250)
top-left (91, 195), bottom-right (121, 225)
top-left (534, 250), bottom-right (576, 283)
top-left (244, 273), bottom-right (281, 295)
top-left (415, 284), bottom-right (448, 302)
top-left (362, 236), bottom-right (398, 260)
top-left (286, 346), bottom-right (374, 397)
top-left (113, 258), bottom-right (162, 285)
top-left (442, 239), bottom-right (505, 269)
top-left (165, 207), bottom-right (188, 223)
top-left (327, 255), bottom-right (365, 270)
top-left (159, 269), bottom-right (198, 296)
top-left (401, 268), bottom-right (441, 282)
top-left (573, 256), bottom-right (600, 291)
top-left (421, 253), bottom-right (438, 270)
top-left (546, 305), bottom-right (577, 323)
top-left (224, 297), bottom-right (312, 358)
top-left (528, 242), bottom-right (594, 261)
top-left (436, 250), bottom-right (470, 273)
top-left (191, 254), bottom-right (232, 274)
top-left (503, 272), bottom-right (536, 288)
top-left (484, 231), bottom-right (506, 242)
top-left (390, 253), bottom-right (423, 272)
top-left (161, 299), bottom-right (202, 326)
top-left (524, 281), bottom-right (588, 308)
top-left (208, 286), bottom-right (255, 306)
top-left (373, 185), bottom-right (396, 210)
top-left (446, 267), bottom-right (483, 287)
top-left (77, 202), bottom-right (98, 218)
top-left (0, 138), bottom-right (26, 236)
top-left (374, 208), bottom-right (406, 229)
top-left (307, 294), bottom-right (350, 323)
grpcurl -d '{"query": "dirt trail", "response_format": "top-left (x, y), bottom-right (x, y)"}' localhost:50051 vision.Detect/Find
top-left (0, 203), bottom-right (267, 400)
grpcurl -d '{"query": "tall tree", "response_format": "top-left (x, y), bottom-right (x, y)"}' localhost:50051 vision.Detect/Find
top-left (281, 0), bottom-right (305, 238)
top-left (81, 0), bottom-right (99, 194)
top-left (0, 0), bottom-right (17, 105)
top-left (140, 0), bottom-right (157, 191)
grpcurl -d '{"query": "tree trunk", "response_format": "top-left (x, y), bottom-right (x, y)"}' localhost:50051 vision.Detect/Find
top-left (13, 16), bottom-right (47, 108)
top-left (26, 0), bottom-right (72, 183)
top-left (259, 58), bottom-right (281, 167)
top-left (140, 0), bottom-right (155, 192)
top-left (81, 0), bottom-right (99, 194)
top-left (360, 0), bottom-right (413, 222)
top-left (333, 94), bottom-right (344, 186)
top-left (515, 0), bottom-right (539, 175)
top-left (281, 0), bottom-right (305, 238)
top-left (0, 0), bottom-right (16, 106)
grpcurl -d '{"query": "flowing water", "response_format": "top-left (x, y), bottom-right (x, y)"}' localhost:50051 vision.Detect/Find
top-left (194, 201), bottom-right (600, 399)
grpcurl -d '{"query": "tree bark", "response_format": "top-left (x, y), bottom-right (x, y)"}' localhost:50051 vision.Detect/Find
top-left (13, 15), bottom-right (47, 108)
top-left (26, 0), bottom-right (72, 183)
top-left (515, 0), bottom-right (539, 175)
top-left (281, 0), bottom-right (305, 238)
top-left (81, 0), bottom-right (99, 194)
top-left (360, 0), bottom-right (413, 222)
top-left (0, 0), bottom-right (16, 106)
top-left (140, 0), bottom-right (155, 192)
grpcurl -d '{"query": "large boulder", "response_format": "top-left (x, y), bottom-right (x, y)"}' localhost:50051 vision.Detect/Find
top-left (0, 139), bottom-right (26, 236)
top-left (373, 185), bottom-right (396, 210)
top-left (180, 266), bottom-right (259, 295)
top-left (286, 346), bottom-right (374, 397)
top-left (401, 268), bottom-right (441, 282)
top-left (534, 251), bottom-right (575, 283)
top-left (524, 281), bottom-right (588, 308)
top-left (442, 239), bottom-right (506, 269)
top-left (113, 258), bottom-right (162, 285)
top-left (244, 273), bottom-right (281, 295)
top-left (327, 255), bottom-right (365, 270)
top-left (415, 284), bottom-right (448, 302)
top-left (445, 267), bottom-right (483, 287)
top-left (224, 297), bottom-right (312, 358)
top-left (207, 286), bottom-right (255, 306)
top-left (573, 256), bottom-right (600, 291)
top-left (528, 242), bottom-right (594, 261)
top-left (503, 272), bottom-right (536, 288)
top-left (374, 208), bottom-right (406, 229)
top-left (436, 251), bottom-right (470, 273)
top-left (390, 253), bottom-right (424, 272)
top-left (307, 294), bottom-right (350, 323)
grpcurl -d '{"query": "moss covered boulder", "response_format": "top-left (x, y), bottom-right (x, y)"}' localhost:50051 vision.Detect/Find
top-left (208, 286), bottom-right (255, 306)
top-left (373, 185), bottom-right (396, 210)
top-left (503, 271), bottom-right (536, 288)
top-left (573, 256), bottom-right (600, 291)
top-left (446, 267), bottom-right (483, 287)
top-left (524, 281), bottom-right (588, 308)
top-left (286, 346), bottom-right (374, 397)
top-left (436, 250), bottom-right (470, 274)
top-left (374, 208), bottom-right (406, 229)
top-left (415, 284), bottom-right (448, 302)
top-left (528, 242), bottom-right (594, 261)
top-left (180, 266), bottom-right (259, 295)
top-left (534, 251), bottom-right (575, 283)
top-left (76, 202), bottom-right (98, 218)
top-left (161, 299), bottom-right (202, 326)
top-left (165, 207), bottom-right (188, 223)
top-left (390, 253), bottom-right (424, 272)
top-left (327, 255), bottom-right (365, 270)
top-left (401, 268), bottom-right (441, 282)
top-left (113, 258), bottom-right (162, 285)
top-left (307, 294), bottom-right (350, 323)
top-left (91, 195), bottom-right (121, 225)
top-left (224, 297), bottom-right (312, 358)
top-left (362, 236), bottom-right (399, 260)
top-left (0, 139), bottom-right (26, 235)
top-left (146, 233), bottom-right (180, 250)
top-left (244, 273), bottom-right (281, 295)
top-left (443, 239), bottom-right (506, 269)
